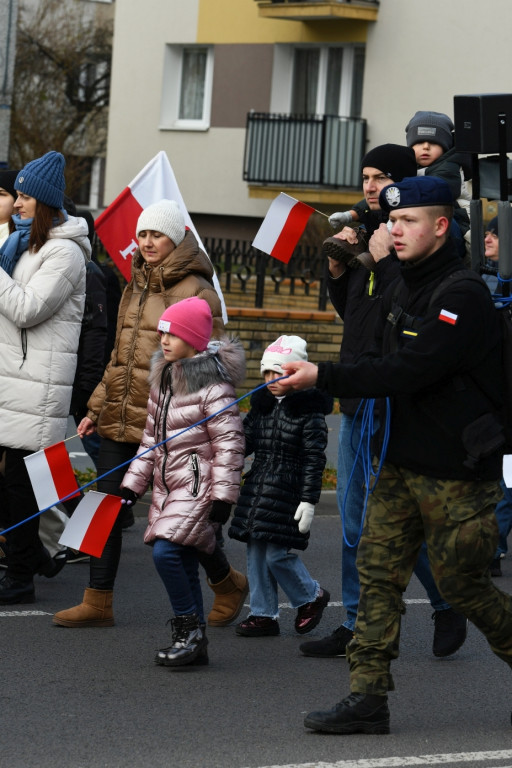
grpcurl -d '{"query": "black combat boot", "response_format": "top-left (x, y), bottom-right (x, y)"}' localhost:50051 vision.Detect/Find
top-left (156, 613), bottom-right (208, 667)
top-left (304, 692), bottom-right (390, 734)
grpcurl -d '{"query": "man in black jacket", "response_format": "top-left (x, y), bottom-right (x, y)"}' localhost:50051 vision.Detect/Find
top-left (302, 144), bottom-right (467, 661)
top-left (283, 176), bottom-right (512, 735)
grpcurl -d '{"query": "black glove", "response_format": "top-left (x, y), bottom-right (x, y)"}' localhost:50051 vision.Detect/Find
top-left (119, 488), bottom-right (139, 507)
top-left (70, 389), bottom-right (92, 422)
top-left (209, 500), bottom-right (232, 524)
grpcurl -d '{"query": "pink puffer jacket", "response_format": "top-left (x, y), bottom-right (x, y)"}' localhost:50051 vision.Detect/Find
top-left (121, 337), bottom-right (246, 554)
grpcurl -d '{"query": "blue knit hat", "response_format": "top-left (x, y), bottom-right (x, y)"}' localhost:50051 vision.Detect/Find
top-left (379, 176), bottom-right (453, 212)
top-left (15, 151), bottom-right (66, 208)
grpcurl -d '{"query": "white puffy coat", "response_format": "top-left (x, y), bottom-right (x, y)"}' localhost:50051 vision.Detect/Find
top-left (0, 215), bottom-right (90, 451)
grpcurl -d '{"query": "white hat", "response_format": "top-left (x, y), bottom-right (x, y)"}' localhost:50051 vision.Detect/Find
top-left (136, 199), bottom-right (186, 246)
top-left (260, 335), bottom-right (308, 375)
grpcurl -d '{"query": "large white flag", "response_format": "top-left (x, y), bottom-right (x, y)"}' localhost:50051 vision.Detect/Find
top-left (95, 151), bottom-right (227, 321)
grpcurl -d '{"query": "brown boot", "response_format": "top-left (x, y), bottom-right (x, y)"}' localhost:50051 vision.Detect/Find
top-left (53, 588), bottom-right (114, 627)
top-left (207, 567), bottom-right (249, 627)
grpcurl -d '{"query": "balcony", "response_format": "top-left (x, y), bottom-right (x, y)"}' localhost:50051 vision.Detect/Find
top-left (253, 0), bottom-right (379, 22)
top-left (243, 112), bottom-right (366, 197)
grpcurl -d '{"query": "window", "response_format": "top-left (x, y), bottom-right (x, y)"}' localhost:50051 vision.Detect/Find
top-left (160, 45), bottom-right (214, 131)
top-left (272, 44), bottom-right (365, 118)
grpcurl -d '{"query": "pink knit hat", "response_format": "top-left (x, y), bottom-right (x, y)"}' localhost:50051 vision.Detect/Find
top-left (157, 297), bottom-right (213, 352)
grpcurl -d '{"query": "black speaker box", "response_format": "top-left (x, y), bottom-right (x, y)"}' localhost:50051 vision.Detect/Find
top-left (454, 93), bottom-right (512, 153)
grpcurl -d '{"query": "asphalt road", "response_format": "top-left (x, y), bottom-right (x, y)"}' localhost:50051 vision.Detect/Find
top-left (2, 508), bottom-right (512, 768)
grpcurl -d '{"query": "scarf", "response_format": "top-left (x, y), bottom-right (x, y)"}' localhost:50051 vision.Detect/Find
top-left (0, 214), bottom-right (33, 276)
top-left (0, 210), bottom-right (69, 277)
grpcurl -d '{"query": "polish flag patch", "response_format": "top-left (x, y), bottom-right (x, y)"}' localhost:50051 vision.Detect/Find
top-left (438, 309), bottom-right (458, 325)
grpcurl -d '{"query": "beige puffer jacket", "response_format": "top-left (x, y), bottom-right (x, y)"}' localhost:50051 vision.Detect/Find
top-left (121, 337), bottom-right (246, 554)
top-left (0, 215), bottom-right (89, 451)
top-left (87, 230), bottom-right (224, 444)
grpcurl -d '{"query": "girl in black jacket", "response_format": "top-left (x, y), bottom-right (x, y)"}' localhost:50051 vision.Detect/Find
top-left (229, 335), bottom-right (332, 637)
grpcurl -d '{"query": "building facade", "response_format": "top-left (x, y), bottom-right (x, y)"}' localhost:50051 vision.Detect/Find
top-left (103, 0), bottom-right (512, 238)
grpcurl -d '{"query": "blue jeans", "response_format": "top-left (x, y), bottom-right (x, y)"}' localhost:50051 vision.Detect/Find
top-left (81, 431), bottom-right (101, 469)
top-left (337, 410), bottom-right (449, 631)
top-left (152, 538), bottom-right (205, 624)
top-left (246, 537), bottom-right (319, 618)
top-left (494, 478), bottom-right (512, 558)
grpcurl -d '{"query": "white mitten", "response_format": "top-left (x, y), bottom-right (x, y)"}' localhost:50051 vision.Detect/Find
top-left (294, 501), bottom-right (315, 533)
top-left (328, 210), bottom-right (353, 228)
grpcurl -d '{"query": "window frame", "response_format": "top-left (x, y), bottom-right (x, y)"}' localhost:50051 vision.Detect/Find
top-left (271, 43), bottom-right (364, 119)
top-left (160, 44), bottom-right (214, 132)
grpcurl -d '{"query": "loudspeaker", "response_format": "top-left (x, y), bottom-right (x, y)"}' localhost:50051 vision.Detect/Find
top-left (454, 93), bottom-right (512, 153)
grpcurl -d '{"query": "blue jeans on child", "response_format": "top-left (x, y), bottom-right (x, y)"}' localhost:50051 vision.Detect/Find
top-left (152, 538), bottom-right (205, 624)
top-left (337, 411), bottom-right (449, 631)
top-left (247, 537), bottom-right (319, 618)
top-left (494, 478), bottom-right (512, 558)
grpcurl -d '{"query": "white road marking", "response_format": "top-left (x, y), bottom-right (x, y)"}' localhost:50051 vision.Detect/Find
top-left (242, 751), bottom-right (512, 768)
top-left (0, 610), bottom-right (52, 617)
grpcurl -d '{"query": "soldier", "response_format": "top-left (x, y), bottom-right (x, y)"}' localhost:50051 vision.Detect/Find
top-left (282, 175), bottom-right (512, 735)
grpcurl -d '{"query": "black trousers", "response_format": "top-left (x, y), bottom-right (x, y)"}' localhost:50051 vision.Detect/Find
top-left (89, 438), bottom-right (230, 590)
top-left (1, 447), bottom-right (47, 582)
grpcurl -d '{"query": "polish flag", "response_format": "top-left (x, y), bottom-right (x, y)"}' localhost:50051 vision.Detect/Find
top-left (58, 492), bottom-right (122, 558)
top-left (95, 151), bottom-right (227, 321)
top-left (252, 193), bottom-right (315, 264)
top-left (24, 442), bottom-right (80, 511)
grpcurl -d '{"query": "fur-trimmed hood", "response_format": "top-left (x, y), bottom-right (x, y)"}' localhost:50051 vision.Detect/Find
top-left (149, 335), bottom-right (246, 397)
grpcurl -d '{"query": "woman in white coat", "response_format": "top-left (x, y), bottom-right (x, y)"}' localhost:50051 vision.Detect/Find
top-left (0, 151), bottom-right (90, 604)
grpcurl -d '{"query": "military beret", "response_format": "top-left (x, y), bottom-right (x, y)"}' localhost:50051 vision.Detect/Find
top-left (379, 175), bottom-right (454, 212)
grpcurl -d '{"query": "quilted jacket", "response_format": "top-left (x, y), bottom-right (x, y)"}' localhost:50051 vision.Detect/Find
top-left (87, 230), bottom-right (224, 444)
top-left (121, 337), bottom-right (246, 553)
top-left (228, 387), bottom-right (333, 551)
top-left (0, 215), bottom-right (90, 451)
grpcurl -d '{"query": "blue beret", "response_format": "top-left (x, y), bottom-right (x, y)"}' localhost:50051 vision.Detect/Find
top-left (379, 175), bottom-right (454, 212)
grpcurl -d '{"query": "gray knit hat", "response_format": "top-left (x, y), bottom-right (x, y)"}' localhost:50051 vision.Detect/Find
top-left (405, 111), bottom-right (454, 153)
top-left (136, 199), bottom-right (185, 246)
top-left (15, 151), bottom-right (66, 208)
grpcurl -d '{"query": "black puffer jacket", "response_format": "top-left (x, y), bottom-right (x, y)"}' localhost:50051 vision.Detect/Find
top-left (228, 387), bottom-right (333, 551)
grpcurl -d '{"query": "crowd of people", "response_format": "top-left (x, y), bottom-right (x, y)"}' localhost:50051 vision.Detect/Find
top-left (1, 104), bottom-right (512, 734)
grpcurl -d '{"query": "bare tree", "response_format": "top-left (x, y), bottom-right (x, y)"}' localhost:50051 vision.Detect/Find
top-left (9, 0), bottom-right (112, 201)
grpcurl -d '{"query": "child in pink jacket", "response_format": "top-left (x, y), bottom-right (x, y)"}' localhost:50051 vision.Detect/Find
top-left (120, 297), bottom-right (245, 667)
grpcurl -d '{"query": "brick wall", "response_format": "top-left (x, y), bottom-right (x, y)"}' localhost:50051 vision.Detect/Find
top-left (225, 305), bottom-right (343, 391)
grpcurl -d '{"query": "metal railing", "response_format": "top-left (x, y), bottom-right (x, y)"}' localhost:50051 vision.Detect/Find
top-left (203, 236), bottom-right (331, 311)
top-left (243, 112), bottom-right (366, 188)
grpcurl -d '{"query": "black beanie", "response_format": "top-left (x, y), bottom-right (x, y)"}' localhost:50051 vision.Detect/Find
top-left (0, 169), bottom-right (18, 199)
top-left (486, 216), bottom-right (498, 235)
top-left (361, 144), bottom-right (417, 182)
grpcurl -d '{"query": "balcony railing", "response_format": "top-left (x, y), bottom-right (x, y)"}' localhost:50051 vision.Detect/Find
top-left (243, 112), bottom-right (366, 188)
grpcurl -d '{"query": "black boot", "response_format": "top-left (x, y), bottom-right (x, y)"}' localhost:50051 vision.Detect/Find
top-left (156, 614), bottom-right (208, 667)
top-left (432, 608), bottom-right (467, 657)
top-left (304, 692), bottom-right (390, 734)
top-left (0, 575), bottom-right (35, 604)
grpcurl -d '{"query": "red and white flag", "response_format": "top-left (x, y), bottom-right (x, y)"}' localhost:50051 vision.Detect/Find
top-left (24, 442), bottom-right (79, 511)
top-left (252, 193), bottom-right (315, 264)
top-left (58, 491), bottom-right (122, 558)
top-left (95, 151), bottom-right (227, 321)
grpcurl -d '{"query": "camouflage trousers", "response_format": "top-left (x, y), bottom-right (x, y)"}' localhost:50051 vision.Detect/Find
top-left (347, 462), bottom-right (512, 695)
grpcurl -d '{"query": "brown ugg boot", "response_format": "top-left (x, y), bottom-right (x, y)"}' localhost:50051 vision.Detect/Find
top-left (207, 567), bottom-right (249, 627)
top-left (52, 588), bottom-right (114, 627)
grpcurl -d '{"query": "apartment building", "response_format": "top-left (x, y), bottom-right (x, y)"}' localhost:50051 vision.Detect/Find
top-left (103, 0), bottom-right (512, 238)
